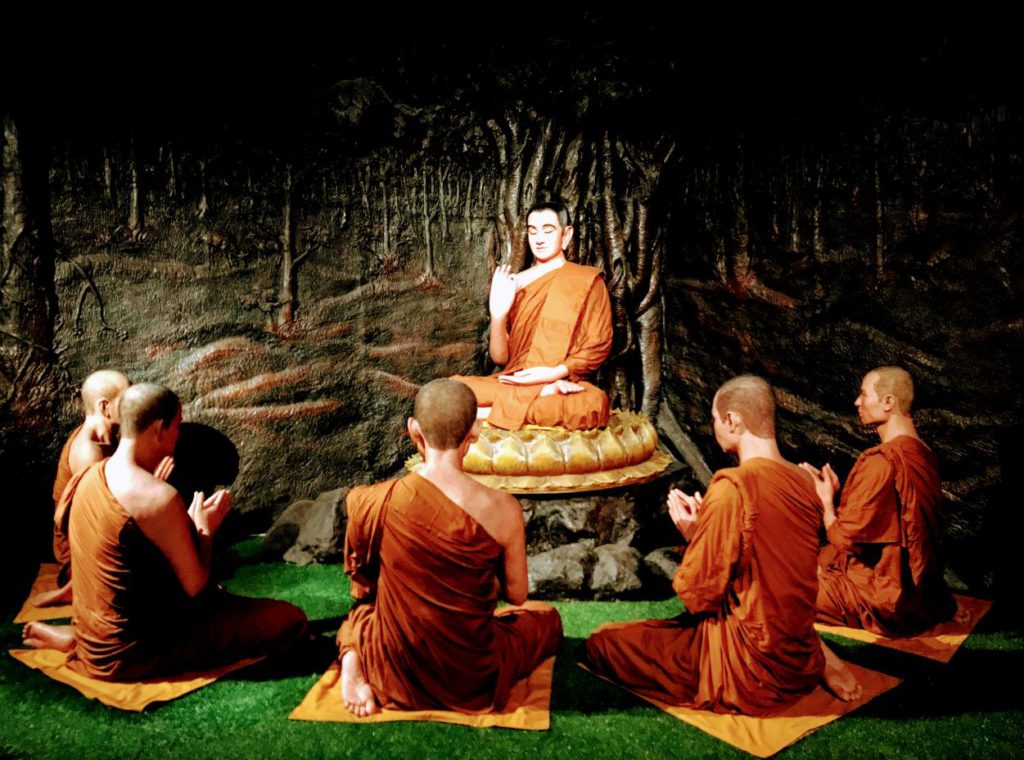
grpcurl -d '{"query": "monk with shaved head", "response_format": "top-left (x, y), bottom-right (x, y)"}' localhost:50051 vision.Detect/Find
top-left (802, 367), bottom-right (956, 634)
top-left (585, 375), bottom-right (861, 714)
top-left (24, 383), bottom-right (307, 679)
top-left (338, 378), bottom-right (562, 716)
top-left (32, 370), bottom-right (138, 609)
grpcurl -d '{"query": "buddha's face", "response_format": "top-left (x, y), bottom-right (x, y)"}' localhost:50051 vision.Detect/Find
top-left (527, 209), bottom-right (572, 263)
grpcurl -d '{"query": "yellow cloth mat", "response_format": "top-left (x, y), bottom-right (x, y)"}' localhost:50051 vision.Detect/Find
top-left (815, 594), bottom-right (993, 664)
top-left (14, 564), bottom-right (72, 624)
top-left (9, 648), bottom-right (264, 711)
top-left (579, 660), bottom-right (901, 758)
top-left (290, 656), bottom-right (555, 730)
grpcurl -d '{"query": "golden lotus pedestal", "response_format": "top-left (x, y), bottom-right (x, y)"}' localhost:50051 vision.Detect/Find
top-left (405, 410), bottom-right (676, 495)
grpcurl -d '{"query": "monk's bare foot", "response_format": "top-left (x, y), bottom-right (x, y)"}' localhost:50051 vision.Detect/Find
top-left (539, 379), bottom-right (583, 397)
top-left (22, 622), bottom-right (74, 652)
top-left (340, 650), bottom-right (380, 717)
top-left (30, 582), bottom-right (72, 608)
top-left (820, 640), bottom-right (862, 702)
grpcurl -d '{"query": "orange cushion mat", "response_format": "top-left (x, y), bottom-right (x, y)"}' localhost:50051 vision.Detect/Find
top-left (14, 564), bottom-right (72, 624)
top-left (815, 594), bottom-right (992, 664)
top-left (9, 648), bottom-right (264, 711)
top-left (579, 660), bottom-right (901, 758)
top-left (290, 656), bottom-right (555, 730)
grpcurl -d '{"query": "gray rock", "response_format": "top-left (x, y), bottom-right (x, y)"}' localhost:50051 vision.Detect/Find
top-left (522, 493), bottom-right (639, 553)
top-left (590, 544), bottom-right (643, 599)
top-left (527, 542), bottom-right (594, 599)
top-left (643, 546), bottom-right (682, 582)
top-left (265, 487), bottom-right (349, 565)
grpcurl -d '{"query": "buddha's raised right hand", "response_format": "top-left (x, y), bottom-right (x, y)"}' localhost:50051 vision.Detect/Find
top-left (488, 264), bottom-right (518, 320)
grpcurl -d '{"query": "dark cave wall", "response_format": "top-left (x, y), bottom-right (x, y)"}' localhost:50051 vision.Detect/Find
top-left (663, 106), bottom-right (1024, 592)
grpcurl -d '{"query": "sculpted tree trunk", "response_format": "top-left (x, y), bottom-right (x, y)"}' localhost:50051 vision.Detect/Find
top-left (598, 132), bottom-right (674, 421)
top-left (873, 126), bottom-right (885, 281)
top-left (421, 168), bottom-right (435, 277)
top-left (486, 111), bottom-right (564, 270)
top-left (276, 165), bottom-right (314, 327)
top-left (166, 142), bottom-right (178, 201)
top-left (102, 144), bottom-right (115, 208)
top-left (127, 137), bottom-right (144, 235)
top-left (0, 114), bottom-right (57, 418)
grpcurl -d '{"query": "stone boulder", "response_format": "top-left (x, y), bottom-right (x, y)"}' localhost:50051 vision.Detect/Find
top-left (264, 487), bottom-right (349, 565)
top-left (527, 541), bottom-right (595, 598)
top-left (643, 546), bottom-right (682, 582)
top-left (590, 543), bottom-right (643, 599)
top-left (522, 493), bottom-right (639, 554)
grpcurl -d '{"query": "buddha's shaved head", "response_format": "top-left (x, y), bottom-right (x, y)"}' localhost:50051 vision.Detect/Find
top-left (714, 375), bottom-right (776, 437)
top-left (868, 366), bottom-right (915, 414)
top-left (413, 379), bottom-right (477, 450)
top-left (80, 370), bottom-right (130, 414)
top-left (118, 383), bottom-right (181, 437)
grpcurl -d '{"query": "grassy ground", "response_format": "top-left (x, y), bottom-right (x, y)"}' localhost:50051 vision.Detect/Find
top-left (2, 541), bottom-right (1021, 760)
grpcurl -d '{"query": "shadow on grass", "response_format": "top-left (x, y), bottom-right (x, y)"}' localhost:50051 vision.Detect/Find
top-left (555, 635), bottom-right (1024, 719)
top-left (551, 637), bottom-right (658, 716)
top-left (233, 631), bottom-right (339, 683)
top-left (825, 636), bottom-right (1024, 717)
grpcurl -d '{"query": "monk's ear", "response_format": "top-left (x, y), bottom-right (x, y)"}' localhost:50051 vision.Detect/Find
top-left (560, 224), bottom-right (574, 251)
top-left (407, 417), bottom-right (426, 453)
top-left (880, 393), bottom-right (898, 413)
top-left (724, 410), bottom-right (741, 433)
top-left (466, 420), bottom-right (482, 446)
top-left (96, 397), bottom-right (112, 419)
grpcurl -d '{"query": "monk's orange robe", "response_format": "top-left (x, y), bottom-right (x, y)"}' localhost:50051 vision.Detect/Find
top-left (52, 425), bottom-right (83, 509)
top-left (817, 435), bottom-right (956, 635)
top-left (454, 262), bottom-right (613, 430)
top-left (585, 459), bottom-right (825, 715)
top-left (66, 461), bottom-right (307, 681)
top-left (52, 425), bottom-right (102, 587)
top-left (338, 473), bottom-right (563, 712)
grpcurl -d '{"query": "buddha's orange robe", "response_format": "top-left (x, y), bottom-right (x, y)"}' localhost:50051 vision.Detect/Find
top-left (338, 473), bottom-right (562, 712)
top-left (66, 461), bottom-right (307, 681)
top-left (455, 262), bottom-right (613, 430)
top-left (585, 459), bottom-right (825, 715)
top-left (817, 435), bottom-right (956, 635)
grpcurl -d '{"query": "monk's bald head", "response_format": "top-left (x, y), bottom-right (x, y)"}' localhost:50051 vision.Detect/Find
top-left (714, 375), bottom-right (776, 437)
top-left (118, 383), bottom-right (181, 438)
top-left (81, 370), bottom-right (130, 415)
top-left (868, 366), bottom-right (915, 414)
top-left (412, 379), bottom-right (477, 450)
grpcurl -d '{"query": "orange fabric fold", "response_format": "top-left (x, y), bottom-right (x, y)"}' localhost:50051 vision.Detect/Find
top-left (815, 593), bottom-right (992, 663)
top-left (52, 425), bottom-right (82, 507)
top-left (579, 659), bottom-right (901, 758)
top-left (14, 564), bottom-right (72, 624)
top-left (290, 656), bottom-right (555, 730)
top-left (9, 648), bottom-right (264, 711)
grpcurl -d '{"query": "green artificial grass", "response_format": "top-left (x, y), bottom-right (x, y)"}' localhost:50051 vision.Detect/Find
top-left (2, 540), bottom-right (1022, 760)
